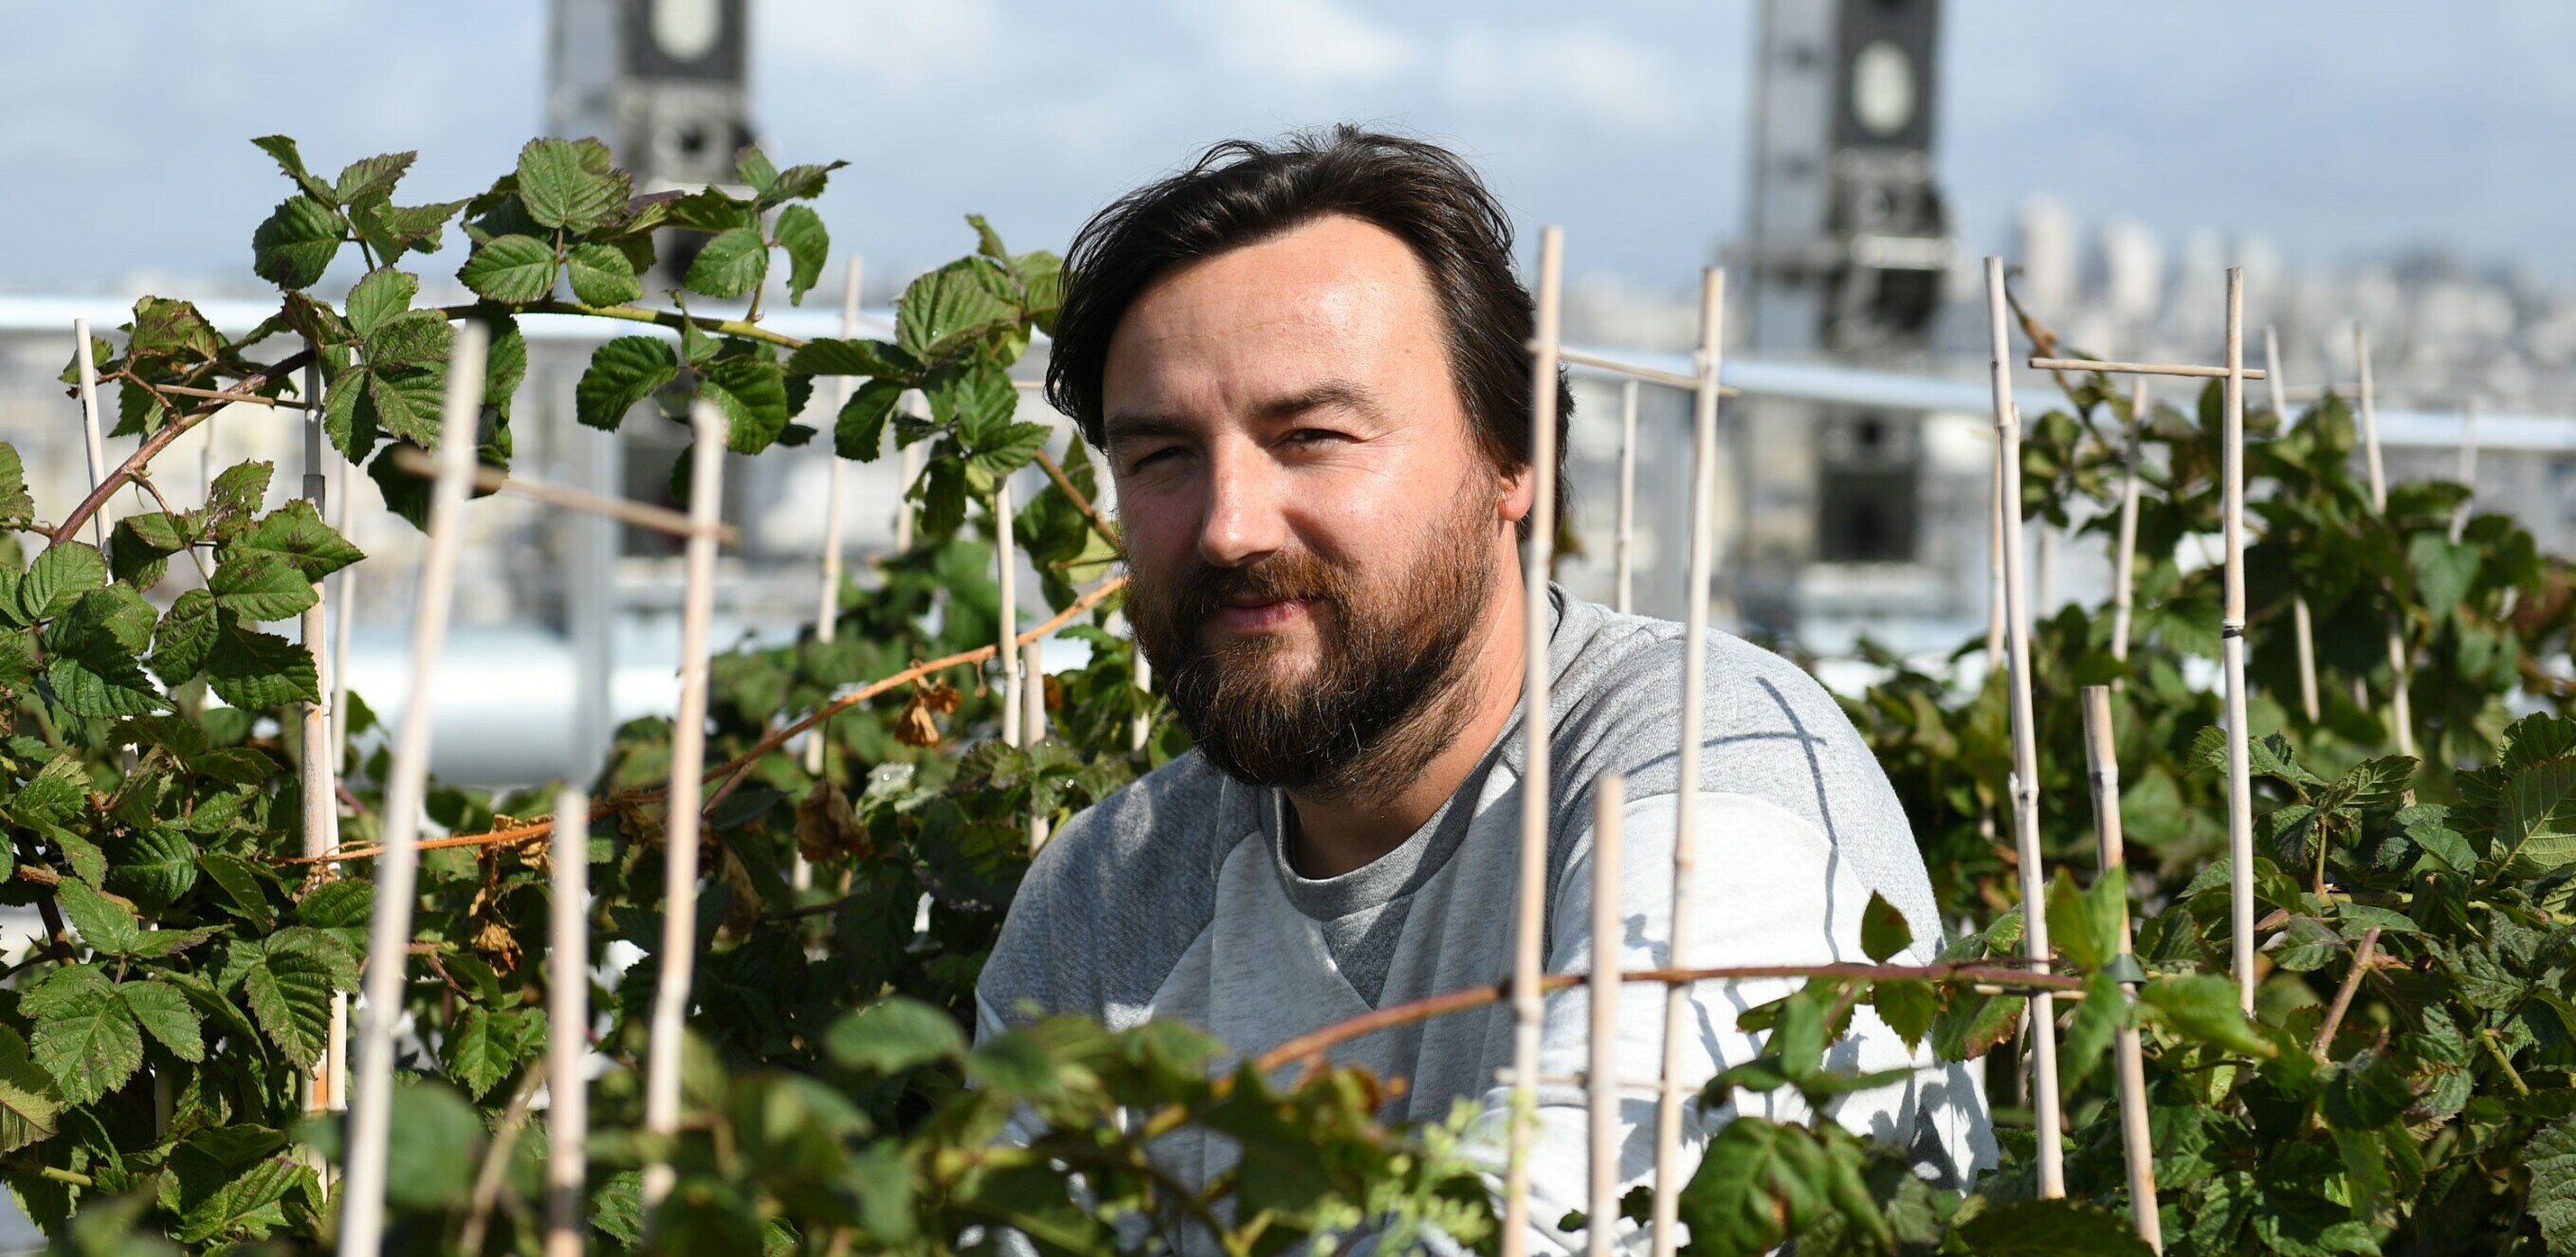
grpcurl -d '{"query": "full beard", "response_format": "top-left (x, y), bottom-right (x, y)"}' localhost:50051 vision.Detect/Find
top-left (1128, 493), bottom-right (1500, 800)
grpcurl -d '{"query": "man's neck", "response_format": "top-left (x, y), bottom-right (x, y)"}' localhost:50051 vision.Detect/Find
top-left (1284, 564), bottom-right (1531, 879)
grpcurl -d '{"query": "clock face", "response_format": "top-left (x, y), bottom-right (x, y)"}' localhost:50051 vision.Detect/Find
top-left (1851, 40), bottom-right (1916, 138)
top-left (651, 0), bottom-right (723, 63)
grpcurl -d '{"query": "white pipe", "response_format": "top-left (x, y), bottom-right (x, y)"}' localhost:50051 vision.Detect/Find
top-left (640, 403), bottom-right (726, 1214)
top-left (338, 321), bottom-right (487, 1257)
top-left (1502, 225), bottom-right (1565, 1257)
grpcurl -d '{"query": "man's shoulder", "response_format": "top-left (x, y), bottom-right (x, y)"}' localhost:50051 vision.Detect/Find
top-left (1550, 595), bottom-right (1860, 780)
top-left (977, 750), bottom-right (1251, 1028)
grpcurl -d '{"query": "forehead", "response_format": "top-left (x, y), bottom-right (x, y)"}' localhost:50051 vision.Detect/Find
top-left (1102, 214), bottom-right (1448, 412)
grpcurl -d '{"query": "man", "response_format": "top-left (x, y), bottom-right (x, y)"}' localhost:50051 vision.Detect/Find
top-left (977, 127), bottom-right (1992, 1250)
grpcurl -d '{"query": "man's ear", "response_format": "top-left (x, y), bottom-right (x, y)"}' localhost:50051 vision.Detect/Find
top-left (1498, 463), bottom-right (1536, 526)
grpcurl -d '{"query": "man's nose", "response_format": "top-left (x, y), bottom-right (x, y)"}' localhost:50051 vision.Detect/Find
top-left (1196, 452), bottom-right (1289, 569)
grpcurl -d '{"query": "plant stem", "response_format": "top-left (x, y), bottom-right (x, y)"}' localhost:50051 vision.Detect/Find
top-left (2478, 1029), bottom-right (2531, 1097)
top-left (50, 347), bottom-right (317, 546)
top-left (1033, 449), bottom-right (1119, 550)
top-left (2311, 926), bottom-right (2380, 1059)
top-left (441, 301), bottom-right (804, 351)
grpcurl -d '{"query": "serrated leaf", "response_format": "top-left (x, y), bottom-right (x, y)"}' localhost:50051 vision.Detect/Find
top-left (2498, 755), bottom-right (2576, 876)
top-left (775, 205), bottom-right (828, 305)
top-left (240, 948), bottom-right (334, 1070)
top-left (701, 353), bottom-right (790, 452)
top-left (333, 150), bottom-right (415, 205)
top-left (47, 653), bottom-right (168, 718)
top-left (250, 195), bottom-right (343, 289)
top-left (150, 589), bottom-right (218, 684)
top-left (385, 1080), bottom-right (484, 1211)
top-left (208, 554), bottom-right (316, 621)
top-left (20, 542), bottom-right (107, 621)
top-left (0, 1027), bottom-right (63, 1154)
top-left (567, 241), bottom-right (643, 306)
top-left (206, 614), bottom-right (319, 709)
top-left (296, 878), bottom-right (374, 929)
top-left (459, 233), bottom-right (558, 303)
top-left (2530, 1113), bottom-right (2576, 1253)
top-left (251, 135), bottom-right (334, 201)
top-left (216, 500), bottom-right (364, 582)
top-left (575, 337), bottom-right (679, 429)
top-left (0, 444), bottom-right (32, 529)
top-left (175, 1156), bottom-right (302, 1245)
top-left (1956, 1197), bottom-right (2156, 1257)
top-left (56, 879), bottom-right (141, 956)
top-left (517, 137), bottom-right (627, 232)
top-left (1673, 1117), bottom-right (1825, 1257)
top-left (27, 967), bottom-right (142, 1105)
top-left (199, 852), bottom-right (277, 932)
top-left (2140, 974), bottom-right (2273, 1057)
top-left (443, 1006), bottom-right (542, 1101)
top-left (789, 337), bottom-right (914, 378)
top-left (1871, 978), bottom-right (1935, 1053)
top-left (345, 267), bottom-right (417, 338)
top-left (1859, 890), bottom-right (1913, 963)
top-left (8, 752), bottom-right (88, 827)
top-left (898, 257), bottom-right (1018, 361)
top-left (685, 227), bottom-right (768, 300)
top-left (827, 997), bottom-right (967, 1075)
top-left (120, 980), bottom-right (205, 1062)
top-left (928, 361), bottom-right (1018, 444)
top-left (836, 379), bottom-right (904, 462)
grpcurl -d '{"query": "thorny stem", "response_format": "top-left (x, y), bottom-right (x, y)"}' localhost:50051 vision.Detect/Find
top-left (288, 574), bottom-right (1130, 866)
top-left (2311, 926), bottom-right (2381, 1059)
top-left (125, 471), bottom-right (217, 587)
top-left (1034, 449), bottom-right (1120, 551)
top-left (50, 347), bottom-right (318, 546)
top-left (436, 301), bottom-right (804, 351)
top-left (2478, 1029), bottom-right (2531, 1097)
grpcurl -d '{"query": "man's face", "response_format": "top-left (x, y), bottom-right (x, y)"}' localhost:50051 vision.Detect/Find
top-left (1103, 214), bottom-right (1531, 793)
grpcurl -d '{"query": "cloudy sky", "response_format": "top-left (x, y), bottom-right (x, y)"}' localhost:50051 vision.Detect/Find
top-left (6, 1), bottom-right (2572, 296)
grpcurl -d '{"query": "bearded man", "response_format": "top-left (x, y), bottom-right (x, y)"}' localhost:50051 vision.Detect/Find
top-left (976, 127), bottom-right (1992, 1250)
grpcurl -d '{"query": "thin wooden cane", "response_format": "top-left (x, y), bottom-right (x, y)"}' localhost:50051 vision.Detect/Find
top-left (1649, 266), bottom-right (1725, 1257)
top-left (2264, 326), bottom-right (2320, 722)
top-left (1985, 442), bottom-right (2006, 676)
top-left (806, 258), bottom-right (863, 781)
top-left (1502, 225), bottom-right (1565, 1257)
top-left (2221, 272), bottom-right (2258, 1014)
top-left (2081, 686), bottom-right (2163, 1252)
top-left (338, 321), bottom-right (487, 1257)
top-left (2354, 327), bottom-right (2416, 759)
top-left (1586, 774), bottom-right (1626, 1257)
top-left (640, 403), bottom-right (727, 1215)
top-left (326, 454), bottom-right (355, 1113)
top-left (2110, 380), bottom-right (2144, 667)
top-left (1982, 256), bottom-right (2065, 1198)
top-left (1130, 644), bottom-right (1153, 754)
top-left (73, 320), bottom-right (113, 548)
top-left (298, 355), bottom-right (342, 1115)
top-left (996, 481), bottom-right (1022, 748)
top-left (1614, 380), bottom-right (1639, 615)
top-left (1025, 638), bottom-right (1050, 850)
top-left (2453, 397), bottom-right (2478, 543)
top-left (545, 788), bottom-right (590, 1257)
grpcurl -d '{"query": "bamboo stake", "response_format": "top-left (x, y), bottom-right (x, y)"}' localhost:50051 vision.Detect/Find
top-left (1614, 379), bottom-right (1639, 615)
top-left (298, 355), bottom-right (342, 1117)
top-left (73, 320), bottom-right (112, 549)
top-left (1130, 643), bottom-right (1152, 754)
top-left (1986, 441), bottom-right (2007, 676)
top-left (1982, 256), bottom-right (2065, 1198)
top-left (338, 321), bottom-right (487, 1257)
top-left (2355, 326), bottom-right (2416, 759)
top-left (640, 402), bottom-right (727, 1215)
top-left (2452, 397), bottom-right (2478, 543)
top-left (546, 788), bottom-right (590, 1257)
top-left (2221, 272), bottom-right (2257, 1014)
top-left (1649, 266), bottom-right (1725, 1257)
top-left (1025, 637), bottom-right (1050, 850)
top-left (2264, 327), bottom-right (2320, 722)
top-left (996, 481), bottom-right (1021, 748)
top-left (2110, 381), bottom-right (2144, 666)
top-left (2037, 523), bottom-right (2058, 617)
top-left (806, 259), bottom-right (863, 786)
top-left (2080, 686), bottom-right (2162, 1252)
top-left (893, 406), bottom-right (923, 554)
top-left (1586, 774), bottom-right (1625, 1257)
top-left (1502, 225), bottom-right (1565, 1257)
top-left (326, 454), bottom-right (354, 1113)
top-left (2027, 357), bottom-right (2264, 380)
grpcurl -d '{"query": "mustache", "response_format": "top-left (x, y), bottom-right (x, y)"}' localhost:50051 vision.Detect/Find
top-left (1161, 553), bottom-right (1351, 626)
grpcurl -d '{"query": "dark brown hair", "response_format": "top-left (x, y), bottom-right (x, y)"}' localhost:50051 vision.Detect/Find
top-left (1043, 125), bottom-right (1571, 527)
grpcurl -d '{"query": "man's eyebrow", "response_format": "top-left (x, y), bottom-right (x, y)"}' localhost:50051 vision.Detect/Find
top-left (1253, 381), bottom-right (1385, 425)
top-left (1102, 411), bottom-right (1196, 446)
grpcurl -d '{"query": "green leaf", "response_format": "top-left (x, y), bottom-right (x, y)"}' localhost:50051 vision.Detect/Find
top-left (2057, 971), bottom-right (2128, 1094)
top-left (0, 444), bottom-right (33, 529)
top-left (968, 212), bottom-right (1009, 260)
top-left (774, 205), bottom-right (829, 306)
top-left (1859, 890), bottom-right (1913, 962)
top-left (2322, 1051), bottom-right (2412, 1129)
top-left (199, 852), bottom-right (276, 931)
top-left (458, 233), bottom-right (558, 302)
top-left (57, 879), bottom-right (141, 956)
top-left (216, 500), bottom-right (365, 582)
top-left (175, 1156), bottom-right (304, 1245)
top-left (25, 966), bottom-right (142, 1105)
top-left (296, 879), bottom-right (375, 929)
top-left (150, 589), bottom-right (218, 683)
top-left (1954, 1197), bottom-right (2156, 1257)
top-left (240, 948), bottom-right (335, 1070)
top-left (251, 195), bottom-right (343, 289)
top-left (251, 135), bottom-right (335, 202)
top-left (48, 651), bottom-right (168, 719)
top-left (1674, 1117), bottom-right (1825, 1257)
top-left (345, 266), bottom-right (418, 336)
top-left (897, 257), bottom-right (1019, 361)
top-left (516, 137), bottom-right (628, 232)
top-left (1929, 990), bottom-right (2023, 1062)
top-left (566, 240), bottom-right (643, 306)
top-left (928, 361), bottom-right (1018, 444)
top-left (736, 146), bottom-right (779, 193)
top-left (8, 752), bottom-right (89, 828)
top-left (835, 379), bottom-right (905, 462)
top-left (2530, 1113), bottom-right (2576, 1253)
top-left (2497, 755), bottom-right (2576, 876)
top-left (20, 541), bottom-right (107, 621)
top-left (788, 337), bottom-right (913, 378)
top-left (701, 353), bottom-right (790, 452)
top-left (0, 1027), bottom-right (63, 1154)
top-left (206, 614), bottom-right (319, 709)
top-left (120, 980), bottom-right (206, 1063)
top-left (2139, 974), bottom-right (2273, 1057)
top-left (575, 337), bottom-right (679, 429)
top-left (965, 1030), bottom-right (1059, 1099)
top-left (685, 227), bottom-right (769, 300)
top-left (364, 308), bottom-right (453, 367)
top-left (208, 554), bottom-right (316, 621)
top-left (444, 1007), bottom-right (543, 1102)
top-left (334, 150), bottom-right (416, 205)
top-left (385, 1080), bottom-right (484, 1211)
top-left (827, 997), bottom-right (967, 1075)
top-left (1872, 979), bottom-right (1936, 1053)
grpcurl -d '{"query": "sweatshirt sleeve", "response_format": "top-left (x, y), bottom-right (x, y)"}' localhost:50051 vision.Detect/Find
top-left (1462, 789), bottom-right (1996, 1255)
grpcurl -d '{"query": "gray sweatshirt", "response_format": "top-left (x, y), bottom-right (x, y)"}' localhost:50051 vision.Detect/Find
top-left (976, 591), bottom-right (1994, 1252)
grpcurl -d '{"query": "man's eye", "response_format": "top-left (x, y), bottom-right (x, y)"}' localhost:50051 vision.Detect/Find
top-left (1129, 446), bottom-right (1180, 471)
top-left (1285, 428), bottom-right (1343, 446)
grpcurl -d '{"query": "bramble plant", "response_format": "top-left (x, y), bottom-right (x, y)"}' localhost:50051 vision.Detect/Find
top-left (0, 134), bottom-right (2567, 1256)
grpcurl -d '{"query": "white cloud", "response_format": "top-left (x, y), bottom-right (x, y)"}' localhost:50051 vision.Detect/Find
top-left (1188, 0), bottom-right (1416, 88)
top-left (1438, 27), bottom-right (1692, 136)
top-left (758, 0), bottom-right (1008, 92)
